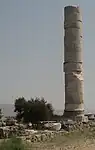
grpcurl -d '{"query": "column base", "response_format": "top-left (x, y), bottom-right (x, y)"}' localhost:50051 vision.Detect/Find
top-left (63, 110), bottom-right (84, 121)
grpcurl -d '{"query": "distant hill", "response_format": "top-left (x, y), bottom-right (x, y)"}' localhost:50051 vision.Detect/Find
top-left (0, 104), bottom-right (64, 117)
top-left (0, 104), bottom-right (16, 117)
top-left (0, 104), bottom-right (94, 117)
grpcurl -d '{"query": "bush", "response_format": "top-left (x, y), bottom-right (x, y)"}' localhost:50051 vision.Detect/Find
top-left (14, 97), bottom-right (54, 123)
top-left (0, 137), bottom-right (25, 150)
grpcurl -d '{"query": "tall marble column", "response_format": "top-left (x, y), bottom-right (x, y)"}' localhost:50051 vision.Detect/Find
top-left (63, 5), bottom-right (84, 119)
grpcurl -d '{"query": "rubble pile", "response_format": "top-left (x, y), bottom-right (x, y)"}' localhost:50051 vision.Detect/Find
top-left (0, 117), bottom-right (94, 143)
top-left (61, 120), bottom-right (91, 132)
top-left (24, 130), bottom-right (56, 142)
top-left (0, 125), bottom-right (26, 138)
top-left (0, 120), bottom-right (62, 141)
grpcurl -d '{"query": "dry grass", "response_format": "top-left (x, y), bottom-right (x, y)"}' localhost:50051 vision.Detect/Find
top-left (24, 128), bottom-right (95, 149)
top-left (1, 127), bottom-right (95, 150)
top-left (0, 137), bottom-right (25, 150)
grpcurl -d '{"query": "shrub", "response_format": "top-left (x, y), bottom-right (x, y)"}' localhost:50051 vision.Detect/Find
top-left (0, 137), bottom-right (25, 150)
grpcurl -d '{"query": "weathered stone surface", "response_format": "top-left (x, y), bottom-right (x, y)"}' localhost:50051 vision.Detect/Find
top-left (63, 5), bottom-right (84, 120)
top-left (44, 122), bottom-right (61, 131)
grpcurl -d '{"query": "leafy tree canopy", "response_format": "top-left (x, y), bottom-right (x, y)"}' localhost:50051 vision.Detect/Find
top-left (0, 108), bottom-right (3, 120)
top-left (14, 97), bottom-right (54, 123)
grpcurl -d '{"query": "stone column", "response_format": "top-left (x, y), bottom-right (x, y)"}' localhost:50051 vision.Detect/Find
top-left (63, 5), bottom-right (84, 120)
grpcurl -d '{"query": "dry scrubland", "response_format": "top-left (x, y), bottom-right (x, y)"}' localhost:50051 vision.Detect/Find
top-left (1, 127), bottom-right (95, 150)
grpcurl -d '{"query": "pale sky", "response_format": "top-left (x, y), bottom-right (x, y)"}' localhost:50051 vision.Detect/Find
top-left (0, 0), bottom-right (94, 111)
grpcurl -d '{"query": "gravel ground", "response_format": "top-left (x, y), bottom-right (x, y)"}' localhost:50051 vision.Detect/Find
top-left (24, 128), bottom-right (95, 150)
top-left (1, 127), bottom-right (95, 150)
top-left (24, 136), bottom-right (95, 149)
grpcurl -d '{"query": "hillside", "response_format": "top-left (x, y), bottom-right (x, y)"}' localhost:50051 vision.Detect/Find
top-left (0, 104), bottom-right (16, 117)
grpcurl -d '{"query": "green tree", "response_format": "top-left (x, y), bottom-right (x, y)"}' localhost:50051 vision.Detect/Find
top-left (0, 109), bottom-right (3, 120)
top-left (14, 97), bottom-right (26, 122)
top-left (14, 97), bottom-right (54, 123)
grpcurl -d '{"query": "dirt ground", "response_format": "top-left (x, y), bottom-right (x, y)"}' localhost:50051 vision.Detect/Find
top-left (27, 140), bottom-right (95, 150)
top-left (25, 129), bottom-right (95, 150)
top-left (1, 128), bottom-right (95, 150)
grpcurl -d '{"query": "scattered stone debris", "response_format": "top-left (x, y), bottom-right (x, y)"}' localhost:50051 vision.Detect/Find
top-left (44, 122), bottom-right (61, 131)
top-left (0, 116), bottom-right (94, 143)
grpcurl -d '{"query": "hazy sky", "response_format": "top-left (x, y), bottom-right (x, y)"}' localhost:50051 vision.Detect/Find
top-left (0, 0), bottom-right (95, 111)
